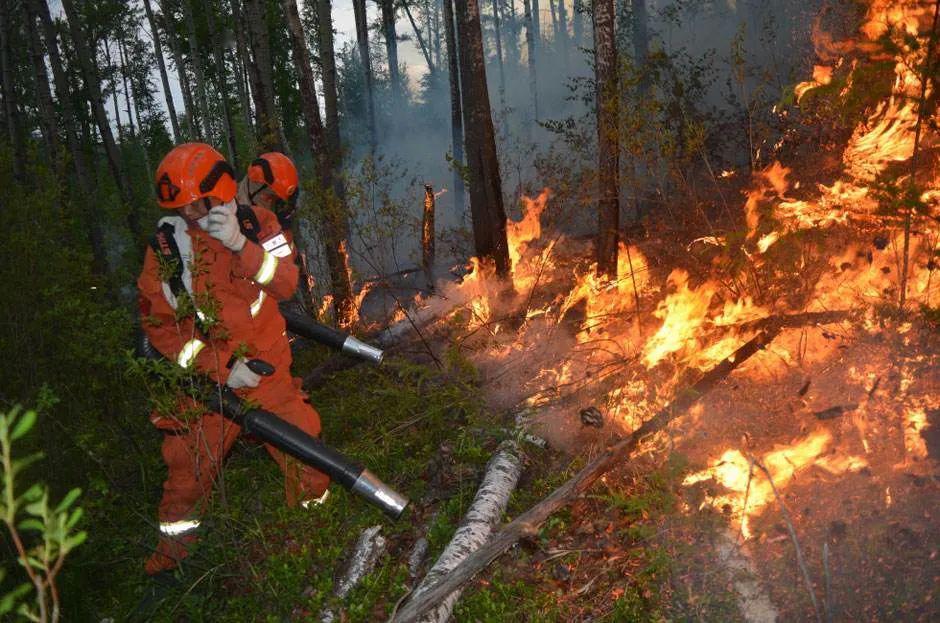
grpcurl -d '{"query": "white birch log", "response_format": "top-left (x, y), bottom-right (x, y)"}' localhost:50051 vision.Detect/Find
top-left (404, 441), bottom-right (522, 623)
top-left (320, 524), bottom-right (387, 622)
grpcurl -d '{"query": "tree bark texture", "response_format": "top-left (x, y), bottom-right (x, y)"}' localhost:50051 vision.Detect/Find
top-left (316, 0), bottom-right (341, 159)
top-left (0, 1), bottom-right (24, 181)
top-left (143, 0), bottom-right (181, 142)
top-left (594, 0), bottom-right (619, 277)
top-left (523, 0), bottom-right (539, 121)
top-left (25, 9), bottom-right (59, 166)
top-left (204, 0), bottom-right (238, 167)
top-left (159, 1), bottom-right (198, 140)
top-left (182, 0), bottom-right (209, 141)
top-left (244, 0), bottom-right (285, 152)
top-left (442, 0), bottom-right (465, 216)
top-left (380, 0), bottom-right (403, 99)
top-left (405, 442), bottom-right (521, 623)
top-left (352, 0), bottom-right (377, 152)
top-left (282, 0), bottom-right (355, 324)
top-left (455, 0), bottom-right (510, 276)
top-left (61, 0), bottom-right (139, 242)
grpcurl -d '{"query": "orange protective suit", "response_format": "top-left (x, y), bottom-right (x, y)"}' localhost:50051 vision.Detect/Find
top-left (138, 205), bottom-right (329, 575)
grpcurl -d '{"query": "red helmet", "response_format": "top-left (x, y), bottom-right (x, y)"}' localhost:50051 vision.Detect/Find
top-left (154, 143), bottom-right (237, 209)
top-left (247, 152), bottom-right (299, 200)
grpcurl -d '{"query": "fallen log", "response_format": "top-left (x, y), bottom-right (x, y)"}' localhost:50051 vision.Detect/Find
top-left (321, 525), bottom-right (387, 622)
top-left (391, 328), bottom-right (783, 622)
top-left (403, 441), bottom-right (522, 623)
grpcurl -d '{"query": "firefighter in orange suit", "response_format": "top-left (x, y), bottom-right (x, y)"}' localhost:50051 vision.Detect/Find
top-left (138, 143), bottom-right (330, 575)
top-left (237, 152), bottom-right (300, 244)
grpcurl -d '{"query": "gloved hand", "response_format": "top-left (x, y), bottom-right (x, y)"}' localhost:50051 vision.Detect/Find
top-left (226, 358), bottom-right (262, 389)
top-left (204, 203), bottom-right (246, 252)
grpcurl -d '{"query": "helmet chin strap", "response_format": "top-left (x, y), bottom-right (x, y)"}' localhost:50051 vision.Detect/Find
top-left (248, 181), bottom-right (268, 205)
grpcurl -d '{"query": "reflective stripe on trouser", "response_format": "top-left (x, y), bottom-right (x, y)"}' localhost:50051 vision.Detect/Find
top-left (155, 379), bottom-right (331, 529)
top-left (159, 518), bottom-right (201, 536)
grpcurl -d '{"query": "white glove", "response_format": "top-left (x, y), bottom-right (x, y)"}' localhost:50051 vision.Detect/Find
top-left (226, 358), bottom-right (261, 389)
top-left (204, 203), bottom-right (246, 252)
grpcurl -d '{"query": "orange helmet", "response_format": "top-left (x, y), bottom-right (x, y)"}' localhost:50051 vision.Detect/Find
top-left (247, 152), bottom-right (299, 200)
top-left (154, 143), bottom-right (237, 209)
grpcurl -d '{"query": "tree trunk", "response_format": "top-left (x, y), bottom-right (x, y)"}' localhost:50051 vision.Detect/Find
top-left (143, 0), bottom-right (181, 142)
top-left (455, 0), bottom-right (510, 276)
top-left (0, 1), bottom-right (24, 181)
top-left (442, 0), bottom-right (465, 217)
top-left (282, 0), bottom-right (355, 324)
top-left (594, 0), bottom-right (618, 277)
top-left (158, 1), bottom-right (198, 139)
top-left (403, 0), bottom-right (435, 74)
top-left (228, 0), bottom-right (255, 135)
top-left (523, 0), bottom-right (539, 121)
top-left (182, 0), bottom-right (209, 141)
top-left (631, 0), bottom-right (649, 96)
top-left (317, 0), bottom-right (340, 158)
top-left (380, 0), bottom-right (403, 99)
top-left (557, 0), bottom-right (569, 70)
top-left (353, 0), bottom-right (377, 152)
top-left (29, 0), bottom-right (107, 274)
top-left (25, 9), bottom-right (59, 166)
top-left (117, 39), bottom-right (137, 140)
top-left (491, 0), bottom-right (506, 111)
top-left (120, 37), bottom-right (153, 178)
top-left (429, 0), bottom-right (442, 71)
top-left (244, 0), bottom-right (286, 151)
top-left (62, 0), bottom-right (139, 243)
top-left (204, 1), bottom-right (238, 167)
top-left (531, 0), bottom-right (541, 49)
top-left (572, 0), bottom-right (584, 48)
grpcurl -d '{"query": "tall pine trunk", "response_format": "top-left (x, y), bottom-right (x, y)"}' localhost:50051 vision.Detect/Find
top-left (204, 1), bottom-right (238, 167)
top-left (353, 0), bottom-right (376, 152)
top-left (143, 0), bottom-right (181, 142)
top-left (557, 0), bottom-right (569, 70)
top-left (101, 40), bottom-right (125, 144)
top-left (0, 2), bottom-right (24, 181)
top-left (61, 0), bottom-right (139, 244)
top-left (523, 0), bottom-right (539, 121)
top-left (573, 0), bottom-right (584, 48)
top-left (29, 0), bottom-right (107, 275)
top-left (403, 0), bottom-right (435, 74)
top-left (26, 10), bottom-right (59, 166)
top-left (442, 0), bottom-right (465, 217)
top-left (159, 1), bottom-right (198, 139)
top-left (228, 0), bottom-right (256, 135)
top-left (244, 0), bottom-right (286, 151)
top-left (182, 0), bottom-right (209, 141)
top-left (117, 40), bottom-right (136, 139)
top-left (491, 0), bottom-right (506, 111)
top-left (282, 0), bottom-right (355, 324)
top-left (594, 0), bottom-right (618, 277)
top-left (380, 0), bottom-right (403, 99)
top-left (455, 0), bottom-right (510, 276)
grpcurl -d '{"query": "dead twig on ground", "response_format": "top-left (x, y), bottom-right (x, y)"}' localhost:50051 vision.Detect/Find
top-left (750, 458), bottom-right (823, 623)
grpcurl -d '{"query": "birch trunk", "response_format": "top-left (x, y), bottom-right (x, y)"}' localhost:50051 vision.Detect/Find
top-left (404, 442), bottom-right (521, 622)
top-left (594, 0), bottom-right (619, 277)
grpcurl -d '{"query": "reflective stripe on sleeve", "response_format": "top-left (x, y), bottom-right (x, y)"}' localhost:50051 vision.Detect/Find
top-left (254, 252), bottom-right (278, 285)
top-left (159, 518), bottom-right (201, 536)
top-left (177, 339), bottom-right (206, 368)
top-left (250, 291), bottom-right (267, 318)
